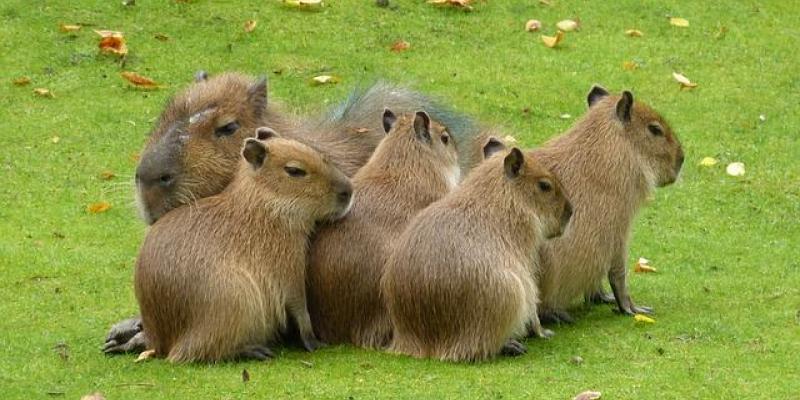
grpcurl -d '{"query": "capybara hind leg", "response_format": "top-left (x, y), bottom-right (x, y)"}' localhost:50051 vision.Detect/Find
top-left (539, 309), bottom-right (575, 325)
top-left (287, 299), bottom-right (325, 352)
top-left (609, 254), bottom-right (653, 315)
top-left (500, 339), bottom-right (527, 357)
top-left (103, 316), bottom-right (144, 354)
top-left (236, 344), bottom-right (274, 361)
top-left (585, 288), bottom-right (616, 305)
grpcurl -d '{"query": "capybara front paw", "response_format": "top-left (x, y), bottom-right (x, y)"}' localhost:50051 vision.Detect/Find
top-left (500, 339), bottom-right (528, 357)
top-left (301, 336), bottom-right (326, 352)
top-left (103, 331), bottom-right (147, 354)
top-left (237, 345), bottom-right (275, 361)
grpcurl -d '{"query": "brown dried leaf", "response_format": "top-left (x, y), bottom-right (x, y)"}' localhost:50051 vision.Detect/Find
top-left (390, 40), bottom-right (410, 52)
top-left (525, 19), bottom-right (542, 32)
top-left (121, 71), bottom-right (160, 89)
top-left (59, 24), bottom-right (82, 33)
top-left (541, 31), bottom-right (565, 48)
top-left (625, 29), bottom-right (643, 37)
top-left (87, 201), bottom-right (111, 214)
top-left (574, 391), bottom-right (602, 400)
top-left (284, 0), bottom-right (324, 9)
top-left (13, 76), bottom-right (31, 86)
top-left (99, 170), bottom-right (116, 180)
top-left (538, 0), bottom-right (552, 5)
top-left (670, 17), bottom-right (689, 27)
top-left (154, 33), bottom-right (170, 41)
top-left (243, 20), bottom-right (257, 33)
top-left (634, 257), bottom-right (657, 273)
top-left (556, 19), bottom-right (578, 32)
top-left (95, 30), bottom-right (128, 56)
top-left (80, 392), bottom-right (105, 400)
top-left (428, 0), bottom-right (473, 11)
top-left (34, 88), bottom-right (54, 98)
top-left (672, 72), bottom-right (698, 89)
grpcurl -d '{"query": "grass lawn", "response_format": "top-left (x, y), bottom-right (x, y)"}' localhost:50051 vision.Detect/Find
top-left (1, 0), bottom-right (798, 398)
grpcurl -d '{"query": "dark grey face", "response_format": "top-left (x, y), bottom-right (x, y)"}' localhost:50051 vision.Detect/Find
top-left (135, 122), bottom-right (187, 225)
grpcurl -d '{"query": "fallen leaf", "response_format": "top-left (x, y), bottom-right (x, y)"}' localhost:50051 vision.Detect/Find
top-left (121, 71), bottom-right (160, 89)
top-left (99, 170), bottom-right (116, 180)
top-left (242, 368), bottom-right (250, 382)
top-left (87, 201), bottom-right (111, 214)
top-left (51, 136), bottom-right (60, 144)
top-left (130, 152), bottom-right (141, 162)
top-left (758, 114), bottom-right (766, 122)
top-left (525, 19), bottom-right (542, 32)
top-left (622, 61), bottom-right (638, 71)
top-left (310, 75), bottom-right (340, 86)
top-left (390, 40), bottom-right (410, 52)
top-left (59, 24), bottom-right (82, 33)
top-left (699, 157), bottom-right (718, 167)
top-left (625, 29), bottom-right (643, 37)
top-left (428, 0), bottom-right (473, 11)
top-left (95, 30), bottom-right (128, 56)
top-left (670, 17), bottom-right (689, 27)
top-left (243, 20), bottom-right (257, 33)
top-left (574, 391), bottom-right (602, 400)
top-left (13, 76), bottom-right (31, 86)
top-left (556, 19), bottom-right (578, 32)
top-left (634, 257), bottom-right (657, 273)
top-left (80, 392), bottom-right (105, 400)
top-left (726, 162), bottom-right (745, 177)
top-left (541, 31), bottom-right (565, 48)
top-left (672, 72), bottom-right (698, 89)
top-left (634, 314), bottom-right (656, 324)
top-left (135, 349), bottom-right (156, 362)
top-left (714, 25), bottom-right (728, 40)
top-left (538, 0), bottom-right (552, 5)
top-left (34, 88), bottom-right (54, 98)
top-left (284, 0), bottom-right (324, 9)
top-left (154, 33), bottom-right (170, 41)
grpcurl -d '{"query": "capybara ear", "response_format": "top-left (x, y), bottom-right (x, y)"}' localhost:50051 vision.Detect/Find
top-left (248, 76), bottom-right (268, 118)
top-left (587, 85), bottom-right (609, 107)
top-left (413, 111), bottom-right (432, 143)
top-left (482, 136), bottom-right (507, 159)
top-left (255, 127), bottom-right (279, 141)
top-left (195, 70), bottom-right (209, 82)
top-left (616, 91), bottom-right (634, 123)
top-left (242, 138), bottom-right (269, 170)
top-left (382, 108), bottom-right (397, 134)
top-left (504, 147), bottom-right (524, 179)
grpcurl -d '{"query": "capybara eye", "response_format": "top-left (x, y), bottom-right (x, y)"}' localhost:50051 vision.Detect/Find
top-left (215, 122), bottom-right (240, 137)
top-left (284, 166), bottom-right (307, 178)
top-left (537, 180), bottom-right (552, 193)
top-left (441, 134), bottom-right (450, 145)
top-left (647, 123), bottom-right (663, 137)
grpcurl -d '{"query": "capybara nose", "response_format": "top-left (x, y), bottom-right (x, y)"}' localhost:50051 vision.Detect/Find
top-left (561, 201), bottom-right (573, 227)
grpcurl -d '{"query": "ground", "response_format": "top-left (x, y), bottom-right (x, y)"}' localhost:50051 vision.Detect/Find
top-left (1, 0), bottom-right (798, 399)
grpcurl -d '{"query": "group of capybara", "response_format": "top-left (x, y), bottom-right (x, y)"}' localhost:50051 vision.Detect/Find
top-left (103, 72), bottom-right (684, 363)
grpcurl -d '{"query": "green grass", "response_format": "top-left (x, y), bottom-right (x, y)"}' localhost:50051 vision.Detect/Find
top-left (1, 0), bottom-right (799, 398)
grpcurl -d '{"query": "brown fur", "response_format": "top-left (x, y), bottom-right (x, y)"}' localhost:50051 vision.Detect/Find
top-left (307, 110), bottom-right (459, 348)
top-left (135, 72), bottom-right (384, 224)
top-left (382, 146), bottom-right (572, 362)
top-left (134, 132), bottom-right (352, 362)
top-left (534, 87), bottom-right (684, 318)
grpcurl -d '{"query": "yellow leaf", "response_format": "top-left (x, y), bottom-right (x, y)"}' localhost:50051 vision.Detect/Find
top-left (284, 0), bottom-right (324, 9)
top-left (243, 20), bottom-right (257, 33)
top-left (95, 30), bottom-right (128, 56)
top-left (51, 136), bottom-right (61, 144)
top-left (634, 314), bottom-right (656, 323)
top-left (541, 31), bottom-right (565, 48)
top-left (556, 19), bottom-right (578, 32)
top-left (135, 349), bottom-right (156, 363)
top-left (87, 201), bottom-right (111, 214)
top-left (59, 24), bottom-right (82, 33)
top-left (670, 17), bottom-right (689, 27)
top-left (390, 40), bottom-right (410, 52)
top-left (633, 257), bottom-right (656, 273)
top-left (34, 88), bottom-right (54, 98)
top-left (573, 391), bottom-right (602, 400)
top-left (726, 162), bottom-right (745, 177)
top-left (672, 72), bottom-right (698, 89)
top-left (13, 76), bottom-right (31, 86)
top-left (622, 61), bottom-right (638, 71)
top-left (699, 157), bottom-right (718, 167)
top-left (625, 29), bottom-right (643, 37)
top-left (525, 19), bottom-right (542, 32)
top-left (121, 71), bottom-right (161, 89)
top-left (310, 75), bottom-right (340, 86)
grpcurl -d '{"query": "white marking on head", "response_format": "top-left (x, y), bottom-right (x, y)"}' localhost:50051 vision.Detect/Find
top-left (188, 107), bottom-right (217, 125)
top-left (444, 165), bottom-right (461, 191)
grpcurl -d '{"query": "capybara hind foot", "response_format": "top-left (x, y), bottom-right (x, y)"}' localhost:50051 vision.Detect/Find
top-left (301, 335), bottom-right (326, 352)
top-left (585, 290), bottom-right (616, 305)
top-left (237, 345), bottom-right (275, 361)
top-left (614, 302), bottom-right (654, 316)
top-left (540, 309), bottom-right (575, 325)
top-left (501, 339), bottom-right (528, 357)
top-left (103, 317), bottom-right (146, 354)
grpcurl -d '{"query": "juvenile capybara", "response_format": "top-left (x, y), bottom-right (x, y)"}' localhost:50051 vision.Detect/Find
top-left (307, 109), bottom-right (460, 348)
top-left (134, 128), bottom-right (352, 362)
top-left (382, 144), bottom-right (572, 362)
top-left (534, 86), bottom-right (684, 322)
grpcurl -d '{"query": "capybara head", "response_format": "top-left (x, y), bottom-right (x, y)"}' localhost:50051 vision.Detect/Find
top-left (135, 72), bottom-right (271, 224)
top-left (497, 145), bottom-right (572, 239)
top-left (587, 86), bottom-right (684, 188)
top-left (241, 128), bottom-right (353, 223)
top-left (381, 109), bottom-right (460, 189)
